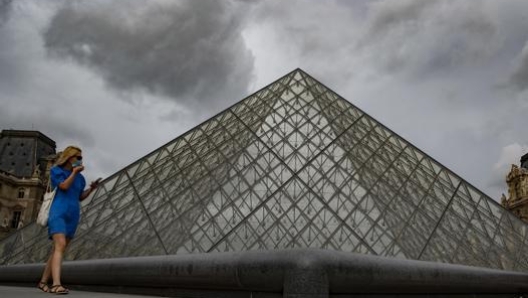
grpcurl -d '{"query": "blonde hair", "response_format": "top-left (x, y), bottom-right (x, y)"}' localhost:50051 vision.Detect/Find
top-left (55, 146), bottom-right (82, 166)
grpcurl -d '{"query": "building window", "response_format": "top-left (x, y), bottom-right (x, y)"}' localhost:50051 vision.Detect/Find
top-left (11, 211), bottom-right (21, 229)
top-left (18, 188), bottom-right (25, 199)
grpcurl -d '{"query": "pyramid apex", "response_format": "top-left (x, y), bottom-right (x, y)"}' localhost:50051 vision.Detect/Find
top-left (291, 67), bottom-right (308, 74)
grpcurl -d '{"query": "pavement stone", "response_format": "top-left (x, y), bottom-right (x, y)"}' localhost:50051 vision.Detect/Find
top-left (0, 285), bottom-right (165, 298)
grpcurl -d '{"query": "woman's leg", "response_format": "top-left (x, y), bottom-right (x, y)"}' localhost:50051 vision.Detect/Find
top-left (42, 253), bottom-right (52, 281)
top-left (44, 237), bottom-right (71, 284)
top-left (50, 233), bottom-right (68, 287)
top-left (38, 251), bottom-right (53, 291)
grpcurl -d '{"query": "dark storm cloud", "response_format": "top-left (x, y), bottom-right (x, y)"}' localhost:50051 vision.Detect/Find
top-left (0, 0), bottom-right (18, 90)
top-left (251, 0), bottom-right (499, 81)
top-left (43, 0), bottom-right (254, 111)
top-left (509, 43), bottom-right (528, 91)
top-left (0, 0), bottom-right (12, 24)
top-left (367, 0), bottom-right (435, 36)
top-left (360, 0), bottom-right (499, 77)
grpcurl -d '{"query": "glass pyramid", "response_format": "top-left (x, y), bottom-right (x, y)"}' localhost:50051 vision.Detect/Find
top-left (1, 69), bottom-right (527, 272)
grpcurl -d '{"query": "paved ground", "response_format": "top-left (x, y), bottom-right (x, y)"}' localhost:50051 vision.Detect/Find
top-left (0, 285), bottom-right (165, 298)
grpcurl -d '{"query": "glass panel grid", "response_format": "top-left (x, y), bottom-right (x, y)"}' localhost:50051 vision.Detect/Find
top-left (0, 68), bottom-right (526, 273)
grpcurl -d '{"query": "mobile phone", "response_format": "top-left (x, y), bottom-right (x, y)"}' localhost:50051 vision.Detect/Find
top-left (95, 177), bottom-right (103, 183)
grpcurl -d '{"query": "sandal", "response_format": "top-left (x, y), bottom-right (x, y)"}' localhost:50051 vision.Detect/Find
top-left (49, 284), bottom-right (69, 295)
top-left (37, 281), bottom-right (49, 293)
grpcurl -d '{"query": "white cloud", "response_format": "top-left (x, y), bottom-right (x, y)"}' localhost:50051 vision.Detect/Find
top-left (494, 143), bottom-right (528, 171)
top-left (508, 41), bottom-right (528, 90)
top-left (487, 143), bottom-right (528, 197)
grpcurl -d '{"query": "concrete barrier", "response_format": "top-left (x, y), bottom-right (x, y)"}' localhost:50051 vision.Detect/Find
top-left (0, 248), bottom-right (527, 297)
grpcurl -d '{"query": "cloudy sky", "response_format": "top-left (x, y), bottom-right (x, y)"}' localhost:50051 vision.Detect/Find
top-left (1, 0), bottom-right (527, 201)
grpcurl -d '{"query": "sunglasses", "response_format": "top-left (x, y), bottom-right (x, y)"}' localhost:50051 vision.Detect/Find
top-left (75, 156), bottom-right (83, 160)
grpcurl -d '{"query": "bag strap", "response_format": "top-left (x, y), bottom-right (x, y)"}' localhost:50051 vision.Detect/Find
top-left (46, 175), bottom-right (52, 192)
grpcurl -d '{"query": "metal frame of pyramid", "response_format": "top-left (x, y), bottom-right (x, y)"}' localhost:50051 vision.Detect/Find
top-left (1, 69), bottom-right (527, 272)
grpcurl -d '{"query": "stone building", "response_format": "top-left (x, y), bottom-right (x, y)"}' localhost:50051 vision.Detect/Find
top-left (501, 153), bottom-right (528, 222)
top-left (0, 130), bottom-right (56, 239)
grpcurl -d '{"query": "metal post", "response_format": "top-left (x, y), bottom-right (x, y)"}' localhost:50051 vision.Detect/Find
top-left (283, 258), bottom-right (328, 298)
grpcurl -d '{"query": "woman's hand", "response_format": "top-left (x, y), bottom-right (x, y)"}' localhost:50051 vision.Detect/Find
top-left (89, 178), bottom-right (101, 190)
top-left (72, 165), bottom-right (84, 174)
top-left (81, 178), bottom-right (101, 201)
top-left (59, 166), bottom-right (84, 190)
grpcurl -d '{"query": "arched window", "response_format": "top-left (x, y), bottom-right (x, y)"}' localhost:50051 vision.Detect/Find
top-left (18, 188), bottom-right (25, 199)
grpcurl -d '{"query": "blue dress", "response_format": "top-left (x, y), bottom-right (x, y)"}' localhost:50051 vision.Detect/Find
top-left (48, 166), bottom-right (86, 239)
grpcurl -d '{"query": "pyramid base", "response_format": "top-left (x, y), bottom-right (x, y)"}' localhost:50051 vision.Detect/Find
top-left (0, 249), bottom-right (527, 297)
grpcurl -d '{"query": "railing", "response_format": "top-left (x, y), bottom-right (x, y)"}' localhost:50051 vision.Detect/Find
top-left (0, 248), bottom-right (527, 298)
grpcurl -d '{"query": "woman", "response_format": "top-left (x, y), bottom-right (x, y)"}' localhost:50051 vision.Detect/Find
top-left (37, 146), bottom-right (100, 294)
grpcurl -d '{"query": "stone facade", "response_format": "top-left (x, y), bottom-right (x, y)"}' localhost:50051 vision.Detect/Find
top-left (501, 155), bottom-right (528, 222)
top-left (0, 170), bottom-right (44, 236)
top-left (0, 130), bottom-right (56, 239)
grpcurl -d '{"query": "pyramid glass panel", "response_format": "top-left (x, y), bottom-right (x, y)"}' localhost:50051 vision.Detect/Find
top-left (1, 69), bottom-right (527, 272)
